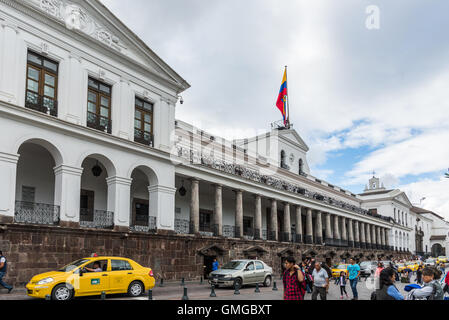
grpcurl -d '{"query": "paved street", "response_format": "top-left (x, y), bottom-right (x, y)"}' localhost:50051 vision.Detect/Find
top-left (0, 276), bottom-right (411, 301)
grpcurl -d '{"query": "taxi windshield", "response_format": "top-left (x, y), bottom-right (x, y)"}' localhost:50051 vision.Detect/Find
top-left (337, 265), bottom-right (347, 269)
top-left (222, 261), bottom-right (246, 270)
top-left (58, 259), bottom-right (90, 272)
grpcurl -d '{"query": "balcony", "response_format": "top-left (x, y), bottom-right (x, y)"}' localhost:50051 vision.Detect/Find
top-left (174, 218), bottom-right (190, 234)
top-left (14, 201), bottom-right (60, 226)
top-left (80, 208), bottom-right (114, 229)
top-left (134, 129), bottom-right (154, 147)
top-left (130, 216), bottom-right (157, 233)
top-left (25, 95), bottom-right (58, 117)
top-left (87, 112), bottom-right (112, 134)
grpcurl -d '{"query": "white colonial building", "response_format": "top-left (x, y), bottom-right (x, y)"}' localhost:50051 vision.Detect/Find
top-left (1, 0), bottom-right (446, 279)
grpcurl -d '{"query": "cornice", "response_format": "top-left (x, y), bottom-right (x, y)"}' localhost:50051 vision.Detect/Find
top-left (0, 0), bottom-right (187, 96)
top-left (0, 100), bottom-right (174, 165)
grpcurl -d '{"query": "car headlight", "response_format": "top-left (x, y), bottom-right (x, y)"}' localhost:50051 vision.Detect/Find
top-left (37, 277), bottom-right (54, 285)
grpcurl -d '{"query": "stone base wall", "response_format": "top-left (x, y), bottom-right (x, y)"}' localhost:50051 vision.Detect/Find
top-left (0, 223), bottom-right (410, 287)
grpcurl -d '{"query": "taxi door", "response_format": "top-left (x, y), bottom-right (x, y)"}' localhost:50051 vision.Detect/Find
top-left (77, 260), bottom-right (110, 295)
top-left (109, 259), bottom-right (134, 293)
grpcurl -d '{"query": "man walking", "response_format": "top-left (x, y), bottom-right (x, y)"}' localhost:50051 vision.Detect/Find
top-left (0, 250), bottom-right (12, 293)
top-left (311, 262), bottom-right (329, 300)
top-left (282, 257), bottom-right (306, 300)
top-left (347, 258), bottom-right (360, 300)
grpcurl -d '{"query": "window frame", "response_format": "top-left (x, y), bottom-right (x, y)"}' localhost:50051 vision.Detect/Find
top-left (25, 51), bottom-right (59, 114)
top-left (87, 77), bottom-right (112, 132)
top-left (134, 97), bottom-right (154, 145)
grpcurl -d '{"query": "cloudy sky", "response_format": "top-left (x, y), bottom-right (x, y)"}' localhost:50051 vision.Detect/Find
top-left (101, 0), bottom-right (449, 217)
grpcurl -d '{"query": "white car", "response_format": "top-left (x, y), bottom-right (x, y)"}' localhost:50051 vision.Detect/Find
top-left (425, 259), bottom-right (436, 266)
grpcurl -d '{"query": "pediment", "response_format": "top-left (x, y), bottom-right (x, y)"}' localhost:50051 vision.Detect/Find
top-left (393, 192), bottom-right (413, 207)
top-left (278, 130), bottom-right (310, 152)
top-left (22, 0), bottom-right (189, 89)
top-left (197, 244), bottom-right (226, 257)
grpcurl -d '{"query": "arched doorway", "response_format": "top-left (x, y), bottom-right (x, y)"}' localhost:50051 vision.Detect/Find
top-left (79, 154), bottom-right (115, 229)
top-left (15, 140), bottom-right (62, 225)
top-left (431, 243), bottom-right (445, 257)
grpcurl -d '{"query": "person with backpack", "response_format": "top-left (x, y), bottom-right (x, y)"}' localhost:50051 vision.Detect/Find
top-left (409, 267), bottom-right (444, 300)
top-left (0, 250), bottom-right (13, 294)
top-left (282, 257), bottom-right (306, 300)
top-left (374, 267), bottom-right (404, 300)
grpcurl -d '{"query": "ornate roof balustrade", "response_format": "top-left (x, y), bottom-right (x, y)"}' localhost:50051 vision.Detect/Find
top-left (176, 146), bottom-right (392, 223)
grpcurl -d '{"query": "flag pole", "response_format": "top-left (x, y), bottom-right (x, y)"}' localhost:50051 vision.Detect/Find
top-left (285, 65), bottom-right (290, 129)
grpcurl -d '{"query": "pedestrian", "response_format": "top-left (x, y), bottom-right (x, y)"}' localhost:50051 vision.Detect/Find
top-left (282, 257), bottom-right (306, 300)
top-left (0, 250), bottom-right (13, 294)
top-left (374, 262), bottom-right (384, 289)
top-left (311, 262), bottom-right (329, 300)
top-left (211, 258), bottom-right (219, 272)
top-left (409, 267), bottom-right (444, 300)
top-left (375, 267), bottom-right (404, 300)
top-left (416, 265), bottom-right (423, 285)
top-left (440, 263), bottom-right (446, 275)
top-left (347, 258), bottom-right (361, 300)
top-left (335, 271), bottom-right (349, 299)
top-left (302, 263), bottom-right (313, 294)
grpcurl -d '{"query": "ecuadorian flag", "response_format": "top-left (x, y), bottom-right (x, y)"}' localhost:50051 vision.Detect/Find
top-left (276, 69), bottom-right (288, 125)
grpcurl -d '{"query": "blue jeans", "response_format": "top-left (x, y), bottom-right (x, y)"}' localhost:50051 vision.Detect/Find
top-left (349, 278), bottom-right (358, 298)
top-left (0, 272), bottom-right (12, 290)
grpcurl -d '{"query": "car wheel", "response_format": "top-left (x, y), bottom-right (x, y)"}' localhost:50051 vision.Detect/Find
top-left (263, 275), bottom-right (272, 287)
top-left (51, 284), bottom-right (73, 301)
top-left (128, 281), bottom-right (144, 297)
top-left (233, 278), bottom-right (243, 289)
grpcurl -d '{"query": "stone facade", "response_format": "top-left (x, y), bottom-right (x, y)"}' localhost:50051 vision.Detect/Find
top-left (0, 223), bottom-right (409, 288)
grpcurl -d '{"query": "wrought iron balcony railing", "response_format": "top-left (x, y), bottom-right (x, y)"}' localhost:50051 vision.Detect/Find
top-left (87, 112), bottom-right (112, 134)
top-left (130, 216), bottom-right (157, 233)
top-left (25, 95), bottom-right (58, 117)
top-left (80, 208), bottom-right (114, 229)
top-left (134, 129), bottom-right (154, 147)
top-left (14, 201), bottom-right (60, 226)
top-left (174, 218), bottom-right (190, 234)
top-left (223, 225), bottom-right (236, 238)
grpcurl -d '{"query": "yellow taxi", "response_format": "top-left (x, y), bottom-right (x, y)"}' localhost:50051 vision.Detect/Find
top-left (437, 256), bottom-right (448, 264)
top-left (397, 263), bottom-right (407, 272)
top-left (405, 261), bottom-right (419, 272)
top-left (26, 255), bottom-right (155, 300)
top-left (331, 264), bottom-right (349, 278)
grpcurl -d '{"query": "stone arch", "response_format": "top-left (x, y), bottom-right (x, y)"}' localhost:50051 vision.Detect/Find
top-left (78, 152), bottom-right (116, 177)
top-left (128, 163), bottom-right (159, 186)
top-left (431, 243), bottom-right (445, 257)
top-left (15, 137), bottom-right (64, 166)
top-left (243, 246), bottom-right (268, 259)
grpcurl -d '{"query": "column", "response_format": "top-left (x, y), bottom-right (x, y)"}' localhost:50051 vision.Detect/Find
top-left (148, 184), bottom-right (177, 231)
top-left (254, 194), bottom-right (262, 240)
top-left (0, 23), bottom-right (20, 104)
top-left (377, 226), bottom-right (382, 249)
top-left (348, 219), bottom-right (354, 248)
top-left (354, 220), bottom-right (360, 248)
top-left (380, 228), bottom-right (385, 250)
top-left (189, 179), bottom-right (199, 234)
top-left (315, 210), bottom-right (323, 244)
top-left (213, 184), bottom-right (223, 236)
top-left (360, 222), bottom-right (366, 249)
top-left (333, 215), bottom-right (341, 247)
top-left (372, 225), bottom-right (377, 249)
top-left (106, 176), bottom-right (132, 231)
top-left (0, 152), bottom-right (19, 223)
top-left (324, 213), bottom-right (333, 246)
top-left (341, 217), bottom-right (348, 247)
top-left (295, 206), bottom-right (303, 243)
top-left (235, 190), bottom-right (243, 238)
top-left (365, 224), bottom-right (372, 249)
top-left (385, 229), bottom-right (390, 251)
top-left (282, 203), bottom-right (291, 242)
top-left (54, 165), bottom-right (83, 227)
top-left (305, 208), bottom-right (313, 244)
top-left (270, 199), bottom-right (278, 241)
